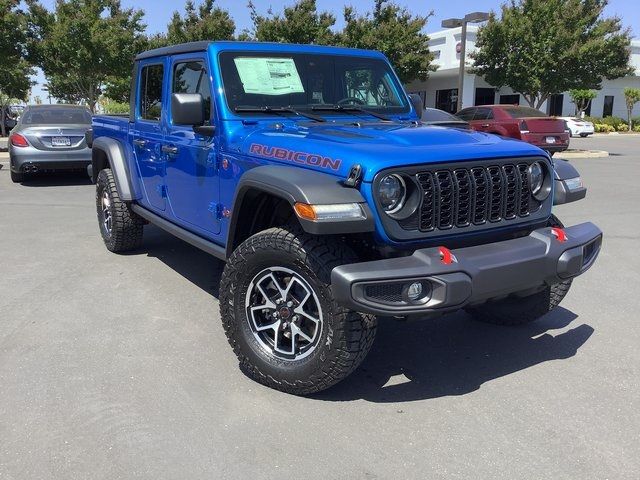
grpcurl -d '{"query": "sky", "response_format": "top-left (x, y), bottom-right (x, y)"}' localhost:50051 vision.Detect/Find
top-left (29, 0), bottom-right (640, 103)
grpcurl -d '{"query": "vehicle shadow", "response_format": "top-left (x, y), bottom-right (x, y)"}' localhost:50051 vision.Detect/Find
top-left (135, 225), bottom-right (224, 298)
top-left (315, 308), bottom-right (593, 403)
top-left (131, 227), bottom-right (593, 404)
top-left (19, 172), bottom-right (93, 187)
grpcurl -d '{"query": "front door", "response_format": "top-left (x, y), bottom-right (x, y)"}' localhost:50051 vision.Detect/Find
top-left (132, 60), bottom-right (167, 211)
top-left (164, 55), bottom-right (220, 235)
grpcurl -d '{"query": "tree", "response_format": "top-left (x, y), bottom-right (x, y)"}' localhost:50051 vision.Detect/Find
top-left (0, 0), bottom-right (34, 136)
top-left (27, 0), bottom-right (146, 112)
top-left (472, 0), bottom-right (632, 109)
top-left (623, 87), bottom-right (640, 131)
top-left (248, 0), bottom-right (336, 45)
top-left (338, 0), bottom-right (436, 84)
top-left (569, 89), bottom-right (597, 115)
top-left (167, 0), bottom-right (236, 44)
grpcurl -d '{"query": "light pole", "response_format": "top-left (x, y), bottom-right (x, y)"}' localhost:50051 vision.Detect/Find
top-left (441, 11), bottom-right (490, 112)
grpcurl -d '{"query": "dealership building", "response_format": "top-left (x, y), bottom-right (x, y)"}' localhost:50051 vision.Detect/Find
top-left (407, 25), bottom-right (640, 119)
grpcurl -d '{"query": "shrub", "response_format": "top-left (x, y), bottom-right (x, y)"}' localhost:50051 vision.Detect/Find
top-left (634, 124), bottom-right (640, 133)
top-left (584, 116), bottom-right (602, 124)
top-left (616, 123), bottom-right (629, 132)
top-left (600, 116), bottom-right (627, 128)
top-left (99, 98), bottom-right (129, 115)
top-left (595, 124), bottom-right (614, 133)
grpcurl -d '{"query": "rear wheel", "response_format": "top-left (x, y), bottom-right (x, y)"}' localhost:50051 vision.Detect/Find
top-left (580, 133), bottom-right (588, 137)
top-left (219, 226), bottom-right (377, 395)
top-left (96, 168), bottom-right (144, 252)
top-left (10, 170), bottom-right (24, 183)
top-left (466, 215), bottom-right (572, 325)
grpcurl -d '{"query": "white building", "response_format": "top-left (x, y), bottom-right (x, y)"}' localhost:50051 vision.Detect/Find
top-left (408, 25), bottom-right (640, 119)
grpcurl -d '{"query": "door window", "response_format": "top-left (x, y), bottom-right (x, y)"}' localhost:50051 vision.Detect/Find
top-left (173, 60), bottom-right (212, 122)
top-left (139, 64), bottom-right (164, 121)
top-left (456, 108), bottom-right (477, 121)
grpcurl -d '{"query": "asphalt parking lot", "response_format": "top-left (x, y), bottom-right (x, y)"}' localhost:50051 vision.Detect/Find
top-left (1, 135), bottom-right (638, 479)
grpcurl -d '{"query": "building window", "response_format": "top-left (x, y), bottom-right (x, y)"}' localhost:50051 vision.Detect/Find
top-left (603, 96), bottom-right (614, 117)
top-left (548, 94), bottom-right (563, 117)
top-left (499, 94), bottom-right (520, 105)
top-left (436, 88), bottom-right (458, 114)
top-left (475, 88), bottom-right (495, 106)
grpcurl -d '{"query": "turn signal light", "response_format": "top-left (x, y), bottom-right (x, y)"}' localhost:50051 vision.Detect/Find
top-left (10, 133), bottom-right (29, 148)
top-left (294, 202), bottom-right (364, 222)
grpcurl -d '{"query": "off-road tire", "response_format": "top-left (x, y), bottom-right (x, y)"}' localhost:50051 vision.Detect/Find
top-left (10, 170), bottom-right (24, 183)
top-left (96, 168), bottom-right (144, 252)
top-left (219, 226), bottom-right (377, 395)
top-left (466, 215), bottom-right (572, 325)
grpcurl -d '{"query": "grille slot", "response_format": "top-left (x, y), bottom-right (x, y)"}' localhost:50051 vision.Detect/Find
top-left (365, 283), bottom-right (404, 304)
top-left (413, 162), bottom-right (536, 233)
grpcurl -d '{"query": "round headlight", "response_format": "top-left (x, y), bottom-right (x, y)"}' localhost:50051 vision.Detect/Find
top-left (378, 174), bottom-right (406, 213)
top-left (528, 162), bottom-right (544, 196)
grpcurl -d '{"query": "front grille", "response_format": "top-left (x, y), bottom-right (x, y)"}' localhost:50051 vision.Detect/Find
top-left (414, 162), bottom-right (539, 233)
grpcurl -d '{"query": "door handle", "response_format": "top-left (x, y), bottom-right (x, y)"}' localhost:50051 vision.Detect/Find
top-left (133, 139), bottom-right (147, 148)
top-left (481, 123), bottom-right (490, 128)
top-left (162, 145), bottom-right (179, 156)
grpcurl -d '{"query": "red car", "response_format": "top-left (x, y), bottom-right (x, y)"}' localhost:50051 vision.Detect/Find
top-left (456, 105), bottom-right (570, 155)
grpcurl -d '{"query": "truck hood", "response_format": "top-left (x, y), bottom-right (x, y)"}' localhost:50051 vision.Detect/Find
top-left (239, 120), bottom-right (547, 182)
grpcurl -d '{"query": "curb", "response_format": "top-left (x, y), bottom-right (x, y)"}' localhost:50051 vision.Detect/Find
top-left (556, 149), bottom-right (609, 159)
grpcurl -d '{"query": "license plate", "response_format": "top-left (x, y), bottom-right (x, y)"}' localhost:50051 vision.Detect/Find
top-left (51, 136), bottom-right (71, 147)
top-left (545, 136), bottom-right (556, 144)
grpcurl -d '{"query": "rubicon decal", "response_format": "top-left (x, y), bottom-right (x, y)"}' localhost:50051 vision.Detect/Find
top-left (249, 143), bottom-right (342, 171)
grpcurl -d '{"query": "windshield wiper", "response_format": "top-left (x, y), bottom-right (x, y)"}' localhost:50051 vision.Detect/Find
top-left (311, 104), bottom-right (391, 121)
top-left (234, 105), bottom-right (326, 122)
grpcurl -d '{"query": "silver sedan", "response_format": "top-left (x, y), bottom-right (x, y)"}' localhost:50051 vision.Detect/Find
top-left (8, 105), bottom-right (92, 183)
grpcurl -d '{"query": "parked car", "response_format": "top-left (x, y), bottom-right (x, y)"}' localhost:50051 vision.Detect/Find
top-left (421, 107), bottom-right (470, 129)
top-left (8, 104), bottom-right (93, 183)
top-left (560, 117), bottom-right (595, 137)
top-left (89, 41), bottom-right (601, 395)
top-left (456, 105), bottom-right (570, 155)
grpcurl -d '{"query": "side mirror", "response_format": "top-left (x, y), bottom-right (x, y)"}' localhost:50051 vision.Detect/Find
top-left (171, 92), bottom-right (204, 126)
top-left (409, 94), bottom-right (423, 119)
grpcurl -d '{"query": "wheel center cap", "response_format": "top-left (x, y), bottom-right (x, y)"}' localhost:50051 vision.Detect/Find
top-left (279, 307), bottom-right (291, 319)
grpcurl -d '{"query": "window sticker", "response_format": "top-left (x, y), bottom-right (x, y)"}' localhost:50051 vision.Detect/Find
top-left (234, 57), bottom-right (304, 95)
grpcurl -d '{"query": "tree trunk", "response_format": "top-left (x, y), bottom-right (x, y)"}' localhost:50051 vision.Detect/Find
top-left (629, 106), bottom-right (633, 132)
top-left (535, 94), bottom-right (549, 110)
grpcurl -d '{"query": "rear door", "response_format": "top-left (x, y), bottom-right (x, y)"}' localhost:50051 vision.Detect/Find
top-left (131, 60), bottom-right (167, 212)
top-left (164, 54), bottom-right (220, 235)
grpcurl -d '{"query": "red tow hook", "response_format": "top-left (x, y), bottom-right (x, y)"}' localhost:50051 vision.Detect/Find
top-left (551, 227), bottom-right (568, 243)
top-left (439, 246), bottom-right (455, 265)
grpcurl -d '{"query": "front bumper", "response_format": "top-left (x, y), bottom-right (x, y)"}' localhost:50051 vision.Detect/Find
top-left (331, 222), bottom-right (602, 316)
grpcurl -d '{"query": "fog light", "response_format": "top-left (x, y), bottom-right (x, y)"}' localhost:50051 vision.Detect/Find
top-left (407, 282), bottom-right (423, 301)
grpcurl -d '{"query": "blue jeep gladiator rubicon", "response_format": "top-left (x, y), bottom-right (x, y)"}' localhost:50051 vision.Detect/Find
top-left (87, 41), bottom-right (602, 395)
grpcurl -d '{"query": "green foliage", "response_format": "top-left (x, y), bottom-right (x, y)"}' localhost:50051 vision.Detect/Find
top-left (623, 87), bottom-right (640, 131)
top-left (167, 0), bottom-right (236, 44)
top-left (99, 97), bottom-right (129, 114)
top-left (27, 0), bottom-right (146, 112)
top-left (337, 0), bottom-right (436, 83)
top-left (600, 116), bottom-right (627, 128)
top-left (594, 123), bottom-right (614, 133)
top-left (0, 0), bottom-right (34, 136)
top-left (472, 0), bottom-right (632, 108)
top-left (568, 89), bottom-right (597, 115)
top-left (248, 0), bottom-right (337, 45)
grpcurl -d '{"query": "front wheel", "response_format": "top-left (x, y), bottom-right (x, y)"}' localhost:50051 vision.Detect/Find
top-left (219, 226), bottom-right (377, 395)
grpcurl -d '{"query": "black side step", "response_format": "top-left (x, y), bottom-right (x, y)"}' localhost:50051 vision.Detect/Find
top-left (131, 205), bottom-right (226, 261)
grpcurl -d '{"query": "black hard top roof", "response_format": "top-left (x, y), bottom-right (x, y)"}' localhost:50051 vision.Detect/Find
top-left (135, 41), bottom-right (211, 61)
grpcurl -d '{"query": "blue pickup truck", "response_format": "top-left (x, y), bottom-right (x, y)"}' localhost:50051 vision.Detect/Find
top-left (88, 41), bottom-right (602, 395)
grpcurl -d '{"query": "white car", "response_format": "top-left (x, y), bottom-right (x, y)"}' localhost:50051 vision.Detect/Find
top-left (561, 117), bottom-right (595, 137)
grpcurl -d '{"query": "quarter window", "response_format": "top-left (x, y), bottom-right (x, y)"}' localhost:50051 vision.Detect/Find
top-left (139, 64), bottom-right (164, 121)
top-left (173, 60), bottom-right (212, 122)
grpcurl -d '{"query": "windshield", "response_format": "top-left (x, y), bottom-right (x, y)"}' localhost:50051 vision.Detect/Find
top-left (502, 106), bottom-right (547, 118)
top-left (219, 52), bottom-right (410, 116)
top-left (22, 107), bottom-right (92, 125)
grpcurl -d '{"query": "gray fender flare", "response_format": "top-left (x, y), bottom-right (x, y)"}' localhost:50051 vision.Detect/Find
top-left (91, 137), bottom-right (135, 201)
top-left (553, 159), bottom-right (587, 205)
top-left (227, 165), bottom-right (375, 254)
